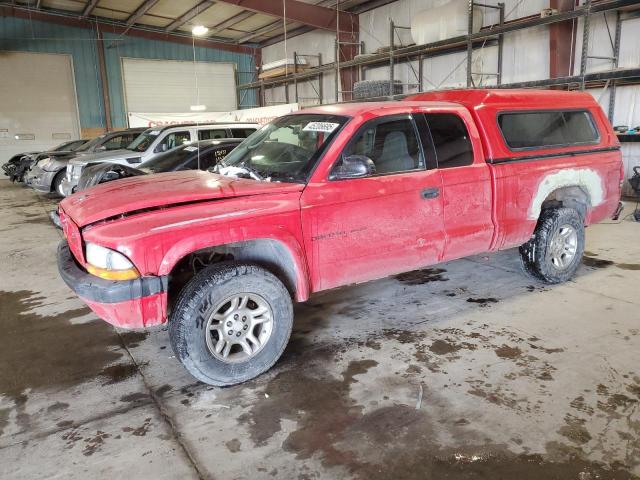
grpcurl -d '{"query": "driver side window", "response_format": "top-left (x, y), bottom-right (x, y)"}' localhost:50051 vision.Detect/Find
top-left (156, 131), bottom-right (191, 152)
top-left (343, 117), bottom-right (423, 175)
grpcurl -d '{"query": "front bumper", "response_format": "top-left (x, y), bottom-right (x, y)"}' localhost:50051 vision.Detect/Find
top-left (25, 166), bottom-right (57, 192)
top-left (57, 240), bottom-right (168, 328)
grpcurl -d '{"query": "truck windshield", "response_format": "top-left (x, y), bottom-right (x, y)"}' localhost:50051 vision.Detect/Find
top-left (140, 144), bottom-right (201, 173)
top-left (127, 130), bottom-right (160, 152)
top-left (217, 114), bottom-right (348, 183)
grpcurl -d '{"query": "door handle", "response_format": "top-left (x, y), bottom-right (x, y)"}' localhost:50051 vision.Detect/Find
top-left (421, 187), bottom-right (440, 200)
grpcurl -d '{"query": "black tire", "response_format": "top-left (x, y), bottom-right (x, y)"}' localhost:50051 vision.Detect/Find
top-left (518, 207), bottom-right (585, 284)
top-left (169, 262), bottom-right (293, 386)
top-left (52, 170), bottom-right (66, 197)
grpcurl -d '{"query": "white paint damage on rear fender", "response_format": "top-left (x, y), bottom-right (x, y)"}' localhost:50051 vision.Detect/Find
top-left (529, 168), bottom-right (604, 219)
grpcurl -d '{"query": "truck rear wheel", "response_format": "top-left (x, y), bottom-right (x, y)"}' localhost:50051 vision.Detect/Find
top-left (169, 262), bottom-right (293, 386)
top-left (518, 207), bottom-right (585, 284)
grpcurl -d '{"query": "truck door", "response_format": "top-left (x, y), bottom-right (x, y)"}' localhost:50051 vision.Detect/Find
top-left (421, 112), bottom-right (494, 261)
top-left (300, 114), bottom-right (445, 291)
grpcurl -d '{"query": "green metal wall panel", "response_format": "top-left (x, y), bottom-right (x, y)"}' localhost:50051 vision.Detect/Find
top-left (0, 16), bottom-right (257, 130)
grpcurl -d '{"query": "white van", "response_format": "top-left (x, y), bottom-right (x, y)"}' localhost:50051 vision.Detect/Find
top-left (60, 122), bottom-right (258, 196)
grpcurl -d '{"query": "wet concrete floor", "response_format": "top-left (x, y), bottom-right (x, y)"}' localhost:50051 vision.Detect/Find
top-left (1, 179), bottom-right (639, 479)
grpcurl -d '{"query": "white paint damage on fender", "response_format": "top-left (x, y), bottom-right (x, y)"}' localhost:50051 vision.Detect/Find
top-left (529, 168), bottom-right (604, 219)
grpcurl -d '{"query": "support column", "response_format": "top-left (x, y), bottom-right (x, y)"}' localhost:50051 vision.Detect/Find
top-left (336, 17), bottom-right (359, 102)
top-left (549, 0), bottom-right (577, 78)
top-left (95, 26), bottom-right (112, 131)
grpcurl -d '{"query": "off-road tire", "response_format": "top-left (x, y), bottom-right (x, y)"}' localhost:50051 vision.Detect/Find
top-left (52, 170), bottom-right (65, 197)
top-left (169, 262), bottom-right (293, 386)
top-left (518, 207), bottom-right (585, 284)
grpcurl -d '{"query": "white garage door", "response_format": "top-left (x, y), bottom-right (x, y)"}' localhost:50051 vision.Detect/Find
top-left (0, 51), bottom-right (81, 162)
top-left (121, 58), bottom-right (237, 115)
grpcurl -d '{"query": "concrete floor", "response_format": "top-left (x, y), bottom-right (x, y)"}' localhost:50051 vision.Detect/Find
top-left (1, 178), bottom-right (639, 479)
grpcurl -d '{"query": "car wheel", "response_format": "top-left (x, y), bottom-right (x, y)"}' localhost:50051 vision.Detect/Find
top-left (52, 170), bottom-right (66, 197)
top-left (169, 262), bottom-right (293, 386)
top-left (518, 207), bottom-right (585, 284)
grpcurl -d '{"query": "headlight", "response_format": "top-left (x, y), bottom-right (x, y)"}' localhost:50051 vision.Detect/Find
top-left (85, 242), bottom-right (140, 280)
top-left (38, 158), bottom-right (57, 172)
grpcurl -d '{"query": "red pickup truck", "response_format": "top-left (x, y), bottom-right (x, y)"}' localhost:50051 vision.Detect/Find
top-left (57, 89), bottom-right (623, 386)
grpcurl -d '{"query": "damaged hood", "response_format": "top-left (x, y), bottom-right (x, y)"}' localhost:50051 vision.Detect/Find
top-left (68, 149), bottom-right (135, 166)
top-left (59, 170), bottom-right (304, 227)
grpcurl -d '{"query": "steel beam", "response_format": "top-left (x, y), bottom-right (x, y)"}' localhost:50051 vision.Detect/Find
top-left (82, 0), bottom-right (99, 17)
top-left (215, 0), bottom-right (358, 32)
top-left (0, 4), bottom-right (256, 55)
top-left (165, 1), bottom-right (216, 32)
top-left (237, 20), bottom-right (283, 43)
top-left (208, 10), bottom-right (255, 36)
top-left (497, 68), bottom-right (640, 89)
top-left (242, 38), bottom-right (495, 90)
top-left (126, 0), bottom-right (160, 26)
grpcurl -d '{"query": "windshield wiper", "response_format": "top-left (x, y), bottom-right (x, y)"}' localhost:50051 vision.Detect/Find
top-left (239, 161), bottom-right (265, 180)
top-left (263, 171), bottom-right (303, 183)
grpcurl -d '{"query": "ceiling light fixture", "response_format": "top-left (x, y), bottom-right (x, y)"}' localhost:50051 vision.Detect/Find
top-left (190, 105), bottom-right (207, 111)
top-left (191, 25), bottom-right (209, 36)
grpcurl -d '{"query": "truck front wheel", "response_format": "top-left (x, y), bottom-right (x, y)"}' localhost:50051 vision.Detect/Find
top-left (518, 207), bottom-right (585, 284)
top-left (169, 262), bottom-right (293, 386)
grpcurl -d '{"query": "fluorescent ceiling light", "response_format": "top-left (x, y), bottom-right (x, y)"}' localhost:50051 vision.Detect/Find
top-left (191, 25), bottom-right (209, 36)
top-left (190, 105), bottom-right (207, 111)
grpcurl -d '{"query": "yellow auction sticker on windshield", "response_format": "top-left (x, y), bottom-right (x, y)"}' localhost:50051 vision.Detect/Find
top-left (303, 122), bottom-right (340, 133)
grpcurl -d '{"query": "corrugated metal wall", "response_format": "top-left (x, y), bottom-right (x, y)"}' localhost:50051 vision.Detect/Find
top-left (0, 16), bottom-right (257, 131)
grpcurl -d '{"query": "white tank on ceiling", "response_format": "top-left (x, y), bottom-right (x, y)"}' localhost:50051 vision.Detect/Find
top-left (411, 0), bottom-right (484, 46)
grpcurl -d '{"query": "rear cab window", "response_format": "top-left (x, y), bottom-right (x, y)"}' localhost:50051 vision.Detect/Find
top-left (498, 110), bottom-right (600, 150)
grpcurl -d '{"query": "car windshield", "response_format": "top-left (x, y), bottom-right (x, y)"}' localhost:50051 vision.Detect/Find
top-left (52, 139), bottom-right (85, 151)
top-left (217, 114), bottom-right (348, 183)
top-left (139, 144), bottom-right (200, 173)
top-left (127, 130), bottom-right (160, 152)
top-left (74, 135), bottom-right (105, 152)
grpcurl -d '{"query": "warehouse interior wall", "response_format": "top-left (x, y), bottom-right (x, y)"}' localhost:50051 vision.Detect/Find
top-left (257, 0), bottom-right (640, 190)
top-left (261, 0), bottom-right (638, 132)
top-left (0, 15), bottom-right (258, 138)
top-left (262, 30), bottom-right (338, 106)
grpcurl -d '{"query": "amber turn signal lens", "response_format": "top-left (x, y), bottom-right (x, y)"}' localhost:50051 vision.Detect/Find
top-left (86, 264), bottom-right (140, 281)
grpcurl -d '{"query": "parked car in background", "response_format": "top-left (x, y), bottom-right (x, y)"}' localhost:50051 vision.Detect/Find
top-left (60, 123), bottom-right (258, 197)
top-left (58, 90), bottom-right (622, 387)
top-left (76, 139), bottom-right (242, 192)
top-left (2, 139), bottom-right (88, 183)
top-left (25, 128), bottom-right (145, 196)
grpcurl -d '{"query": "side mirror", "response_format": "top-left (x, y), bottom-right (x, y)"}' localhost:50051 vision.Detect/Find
top-left (330, 155), bottom-right (376, 180)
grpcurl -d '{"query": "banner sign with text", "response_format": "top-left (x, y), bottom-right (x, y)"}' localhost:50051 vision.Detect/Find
top-left (127, 104), bottom-right (300, 128)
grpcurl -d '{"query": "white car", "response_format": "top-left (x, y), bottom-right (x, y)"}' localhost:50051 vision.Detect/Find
top-left (60, 122), bottom-right (258, 196)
